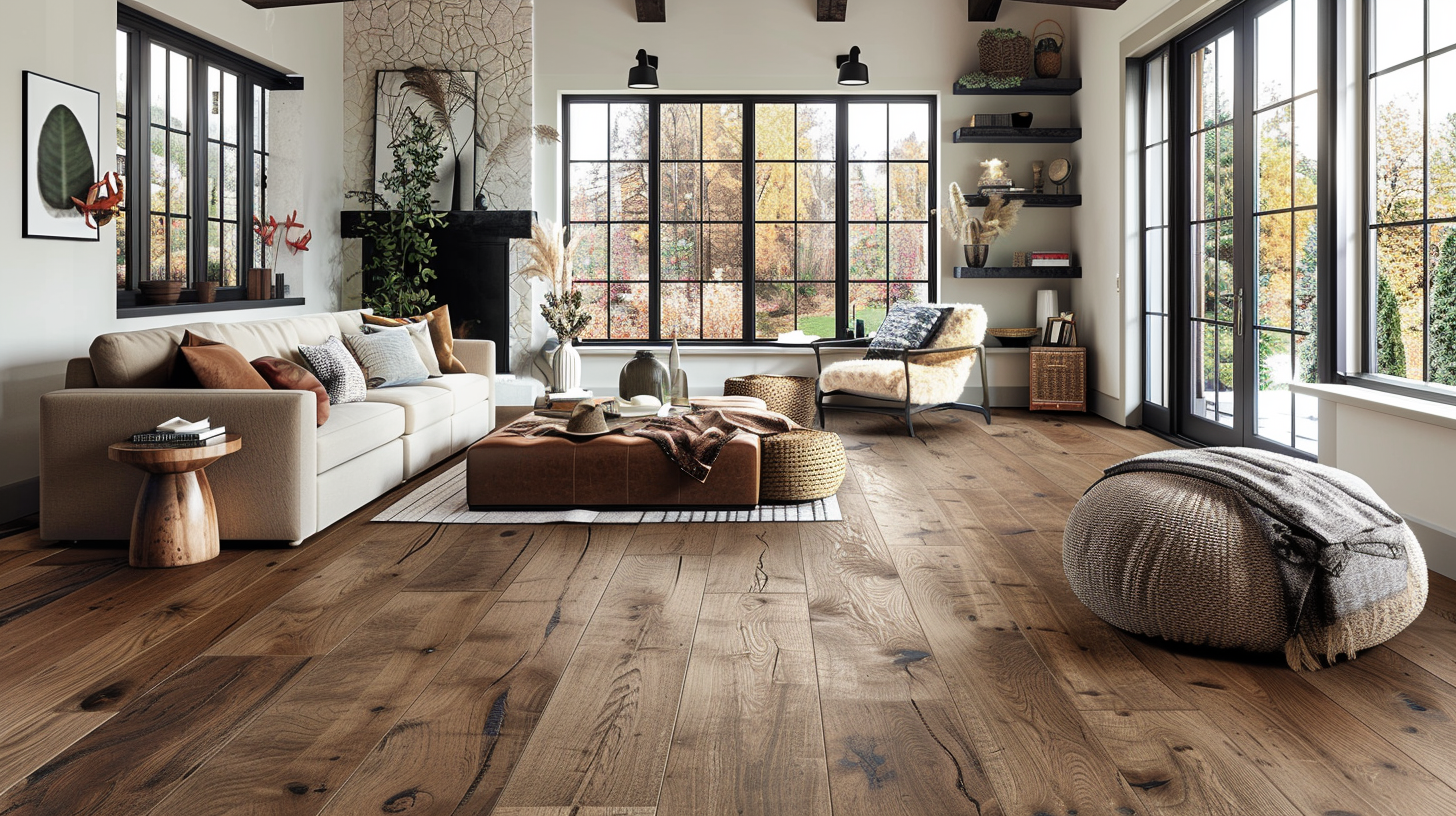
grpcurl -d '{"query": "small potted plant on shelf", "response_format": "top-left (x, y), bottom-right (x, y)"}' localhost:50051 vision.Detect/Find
top-left (518, 218), bottom-right (589, 391)
top-left (940, 182), bottom-right (1023, 267)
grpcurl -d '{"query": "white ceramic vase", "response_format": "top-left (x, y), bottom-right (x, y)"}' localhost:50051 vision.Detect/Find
top-left (553, 338), bottom-right (581, 392)
top-left (1035, 289), bottom-right (1059, 345)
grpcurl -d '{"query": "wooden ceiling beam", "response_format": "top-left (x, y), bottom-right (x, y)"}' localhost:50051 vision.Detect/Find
top-left (240, 0), bottom-right (347, 8)
top-left (817, 0), bottom-right (847, 22)
top-left (636, 0), bottom-right (666, 22)
top-left (968, 0), bottom-right (1004, 22)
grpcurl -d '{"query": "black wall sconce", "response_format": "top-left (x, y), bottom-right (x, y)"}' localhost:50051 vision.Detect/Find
top-left (836, 46), bottom-right (868, 86)
top-left (628, 49), bottom-right (659, 89)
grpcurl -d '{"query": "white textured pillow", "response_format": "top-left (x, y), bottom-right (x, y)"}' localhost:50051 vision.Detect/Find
top-left (297, 336), bottom-right (366, 405)
top-left (363, 321), bottom-right (441, 377)
top-left (344, 329), bottom-right (430, 388)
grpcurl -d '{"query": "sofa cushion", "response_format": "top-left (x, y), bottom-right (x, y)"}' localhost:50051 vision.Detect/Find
top-left (89, 322), bottom-right (221, 388)
top-left (363, 386), bottom-right (453, 434)
top-left (345, 330), bottom-right (430, 388)
top-left (364, 305), bottom-right (466, 374)
top-left (316, 401), bottom-right (405, 473)
top-left (415, 372), bottom-right (490, 413)
top-left (180, 335), bottom-right (272, 390)
top-left (209, 314), bottom-right (342, 366)
top-left (299, 336), bottom-right (367, 405)
top-left (363, 321), bottom-right (442, 376)
top-left (252, 356), bottom-right (330, 426)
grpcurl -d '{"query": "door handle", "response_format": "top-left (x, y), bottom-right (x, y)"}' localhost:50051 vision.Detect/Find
top-left (1236, 288), bottom-right (1245, 337)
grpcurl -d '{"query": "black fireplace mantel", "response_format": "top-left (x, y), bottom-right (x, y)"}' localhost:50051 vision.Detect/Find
top-left (341, 209), bottom-right (535, 374)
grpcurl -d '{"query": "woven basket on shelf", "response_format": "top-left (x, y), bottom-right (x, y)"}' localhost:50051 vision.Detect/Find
top-left (978, 30), bottom-right (1033, 79)
top-left (760, 429), bottom-right (847, 503)
top-left (723, 375), bottom-right (818, 427)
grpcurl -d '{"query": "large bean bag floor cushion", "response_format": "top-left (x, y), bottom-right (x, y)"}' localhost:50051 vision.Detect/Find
top-left (1063, 447), bottom-right (1427, 670)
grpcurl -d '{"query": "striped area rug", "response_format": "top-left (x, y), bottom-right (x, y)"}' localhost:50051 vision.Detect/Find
top-left (373, 462), bottom-right (842, 524)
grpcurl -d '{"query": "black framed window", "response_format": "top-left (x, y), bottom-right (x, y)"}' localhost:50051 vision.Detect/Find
top-left (1141, 48), bottom-right (1172, 424)
top-left (115, 7), bottom-right (298, 308)
top-left (563, 94), bottom-right (936, 343)
top-left (1365, 0), bottom-right (1456, 387)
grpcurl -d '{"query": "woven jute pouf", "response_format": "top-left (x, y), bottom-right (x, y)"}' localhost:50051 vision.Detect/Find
top-left (760, 429), bottom-right (846, 502)
top-left (1063, 471), bottom-right (1427, 665)
top-left (724, 375), bottom-right (818, 427)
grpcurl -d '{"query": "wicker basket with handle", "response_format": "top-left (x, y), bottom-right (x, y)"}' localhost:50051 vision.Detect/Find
top-left (978, 29), bottom-right (1033, 79)
top-left (760, 429), bottom-right (847, 502)
top-left (723, 374), bottom-right (818, 427)
top-left (1033, 19), bottom-right (1065, 79)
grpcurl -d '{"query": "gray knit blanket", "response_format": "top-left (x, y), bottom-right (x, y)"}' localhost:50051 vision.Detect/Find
top-left (1098, 447), bottom-right (1410, 666)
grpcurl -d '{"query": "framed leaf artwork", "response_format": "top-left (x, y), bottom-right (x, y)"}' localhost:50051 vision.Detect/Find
top-left (23, 71), bottom-right (101, 241)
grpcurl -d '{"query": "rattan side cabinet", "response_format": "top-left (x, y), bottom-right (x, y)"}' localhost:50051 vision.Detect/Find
top-left (1029, 345), bottom-right (1087, 412)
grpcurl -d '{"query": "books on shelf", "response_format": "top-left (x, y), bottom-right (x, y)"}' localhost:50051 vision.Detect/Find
top-left (965, 113), bottom-right (1012, 128)
top-left (1031, 251), bottom-right (1072, 267)
top-left (129, 417), bottom-right (226, 444)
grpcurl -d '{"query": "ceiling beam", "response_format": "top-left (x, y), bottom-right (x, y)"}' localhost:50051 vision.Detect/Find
top-left (636, 0), bottom-right (666, 22)
top-left (1009, 0), bottom-right (1126, 9)
top-left (240, 0), bottom-right (347, 8)
top-left (817, 0), bottom-right (847, 22)
top-left (967, 0), bottom-right (1004, 22)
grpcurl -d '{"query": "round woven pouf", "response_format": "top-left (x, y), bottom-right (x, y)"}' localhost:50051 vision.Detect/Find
top-left (760, 429), bottom-right (846, 502)
top-left (724, 375), bottom-right (818, 427)
top-left (1063, 470), bottom-right (1428, 660)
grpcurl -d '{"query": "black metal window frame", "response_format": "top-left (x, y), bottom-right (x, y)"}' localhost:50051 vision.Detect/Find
top-left (115, 6), bottom-right (301, 310)
top-left (561, 93), bottom-right (938, 345)
top-left (1138, 48), bottom-right (1173, 435)
top-left (1354, 0), bottom-right (1456, 405)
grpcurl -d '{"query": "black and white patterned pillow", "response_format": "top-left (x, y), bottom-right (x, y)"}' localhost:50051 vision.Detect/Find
top-left (865, 303), bottom-right (951, 360)
top-left (298, 336), bottom-right (367, 404)
top-left (344, 329), bottom-right (430, 388)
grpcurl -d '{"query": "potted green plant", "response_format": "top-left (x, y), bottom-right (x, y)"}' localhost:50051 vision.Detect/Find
top-left (346, 110), bottom-right (447, 317)
top-left (518, 219), bottom-right (588, 390)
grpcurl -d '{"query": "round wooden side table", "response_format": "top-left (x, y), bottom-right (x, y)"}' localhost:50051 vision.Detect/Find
top-left (108, 434), bottom-right (241, 568)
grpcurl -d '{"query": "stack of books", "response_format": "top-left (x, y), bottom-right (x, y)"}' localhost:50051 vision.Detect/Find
top-left (1031, 251), bottom-right (1073, 267)
top-left (128, 417), bottom-right (226, 447)
top-left (534, 390), bottom-right (619, 419)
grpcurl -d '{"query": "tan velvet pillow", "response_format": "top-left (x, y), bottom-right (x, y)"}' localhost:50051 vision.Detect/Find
top-left (363, 304), bottom-right (466, 373)
top-left (251, 356), bottom-right (330, 425)
top-left (177, 332), bottom-right (270, 390)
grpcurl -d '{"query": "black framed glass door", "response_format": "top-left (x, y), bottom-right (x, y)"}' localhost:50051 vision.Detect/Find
top-left (1170, 0), bottom-right (1327, 453)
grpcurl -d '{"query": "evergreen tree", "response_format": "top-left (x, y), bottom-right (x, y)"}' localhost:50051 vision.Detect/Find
top-left (1376, 273), bottom-right (1407, 378)
top-left (1429, 230), bottom-right (1456, 385)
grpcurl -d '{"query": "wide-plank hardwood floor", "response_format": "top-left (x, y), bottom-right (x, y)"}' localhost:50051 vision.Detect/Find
top-left (4, 408), bottom-right (1456, 814)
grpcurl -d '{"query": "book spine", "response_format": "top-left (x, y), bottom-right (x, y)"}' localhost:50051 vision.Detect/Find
top-left (126, 440), bottom-right (212, 449)
top-left (1031, 260), bottom-right (1072, 267)
top-left (130, 430), bottom-right (223, 442)
top-left (1031, 252), bottom-right (1070, 259)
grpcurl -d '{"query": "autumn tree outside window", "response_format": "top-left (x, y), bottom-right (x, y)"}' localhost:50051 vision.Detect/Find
top-left (563, 95), bottom-right (936, 343)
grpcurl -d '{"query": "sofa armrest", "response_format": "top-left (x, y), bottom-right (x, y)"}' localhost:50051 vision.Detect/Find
top-left (453, 338), bottom-right (496, 378)
top-left (40, 388), bottom-right (317, 542)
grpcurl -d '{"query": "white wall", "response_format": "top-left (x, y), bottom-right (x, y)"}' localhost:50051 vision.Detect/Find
top-left (0, 0), bottom-right (343, 518)
top-left (533, 0), bottom-right (1078, 400)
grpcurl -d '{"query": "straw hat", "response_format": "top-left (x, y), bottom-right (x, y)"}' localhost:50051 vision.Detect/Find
top-left (560, 401), bottom-right (611, 438)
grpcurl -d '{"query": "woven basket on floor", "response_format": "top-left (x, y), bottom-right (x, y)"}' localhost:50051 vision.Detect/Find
top-left (760, 429), bottom-right (846, 502)
top-left (724, 375), bottom-right (818, 427)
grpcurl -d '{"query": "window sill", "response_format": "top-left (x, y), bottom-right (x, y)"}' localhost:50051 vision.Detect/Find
top-left (575, 344), bottom-right (1029, 356)
top-left (117, 297), bottom-right (305, 320)
top-left (1290, 382), bottom-right (1456, 433)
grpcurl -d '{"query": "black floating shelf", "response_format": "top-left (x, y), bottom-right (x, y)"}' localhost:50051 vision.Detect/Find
top-left (952, 78), bottom-right (1082, 96)
top-left (952, 127), bottom-right (1081, 143)
top-left (953, 266), bottom-right (1082, 279)
top-left (963, 193), bottom-right (1081, 207)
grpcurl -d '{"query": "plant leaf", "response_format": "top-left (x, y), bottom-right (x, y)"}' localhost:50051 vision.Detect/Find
top-left (37, 104), bottom-right (95, 211)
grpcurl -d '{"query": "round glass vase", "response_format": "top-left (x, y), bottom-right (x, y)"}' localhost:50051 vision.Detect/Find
top-left (963, 244), bottom-right (990, 267)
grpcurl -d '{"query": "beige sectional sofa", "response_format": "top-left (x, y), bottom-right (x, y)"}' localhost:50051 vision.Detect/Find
top-left (40, 309), bottom-right (495, 544)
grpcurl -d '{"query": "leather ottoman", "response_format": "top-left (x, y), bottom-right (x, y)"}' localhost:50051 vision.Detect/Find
top-left (467, 426), bottom-right (761, 509)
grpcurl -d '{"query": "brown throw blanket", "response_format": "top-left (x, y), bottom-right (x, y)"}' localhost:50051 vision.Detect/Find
top-left (500, 408), bottom-right (799, 483)
top-left (621, 408), bottom-right (799, 482)
top-left (1097, 446), bottom-right (1413, 670)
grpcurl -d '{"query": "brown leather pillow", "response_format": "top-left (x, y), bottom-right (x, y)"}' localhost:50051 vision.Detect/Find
top-left (363, 304), bottom-right (467, 373)
top-left (177, 333), bottom-right (270, 390)
top-left (251, 356), bottom-right (330, 426)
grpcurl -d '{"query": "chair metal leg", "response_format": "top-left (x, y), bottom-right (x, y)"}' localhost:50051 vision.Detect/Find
top-left (904, 406), bottom-right (916, 437)
top-left (976, 344), bottom-right (992, 425)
